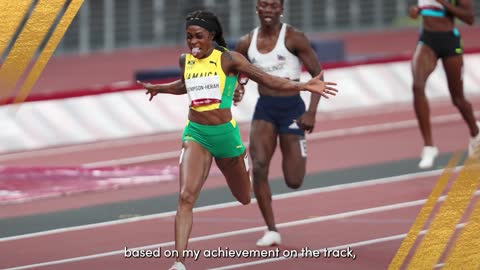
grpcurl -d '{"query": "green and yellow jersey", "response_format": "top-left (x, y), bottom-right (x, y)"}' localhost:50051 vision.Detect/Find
top-left (184, 48), bottom-right (238, 112)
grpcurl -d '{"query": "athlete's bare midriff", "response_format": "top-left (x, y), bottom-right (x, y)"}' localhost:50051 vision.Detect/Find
top-left (422, 16), bottom-right (455, 31)
top-left (188, 108), bottom-right (232, 125)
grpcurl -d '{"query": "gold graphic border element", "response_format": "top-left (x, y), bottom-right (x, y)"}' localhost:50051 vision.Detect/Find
top-left (0, 0), bottom-right (31, 57)
top-left (390, 154), bottom-right (480, 269)
top-left (0, 0), bottom-right (83, 105)
top-left (14, 0), bottom-right (84, 104)
top-left (443, 199), bottom-right (480, 270)
top-left (407, 157), bottom-right (480, 269)
top-left (388, 152), bottom-right (462, 270)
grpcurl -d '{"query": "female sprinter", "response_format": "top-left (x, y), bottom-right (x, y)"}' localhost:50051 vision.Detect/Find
top-left (410, 0), bottom-right (479, 168)
top-left (137, 10), bottom-right (338, 270)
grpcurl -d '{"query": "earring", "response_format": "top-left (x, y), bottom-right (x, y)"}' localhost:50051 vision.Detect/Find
top-left (280, 14), bottom-right (284, 17)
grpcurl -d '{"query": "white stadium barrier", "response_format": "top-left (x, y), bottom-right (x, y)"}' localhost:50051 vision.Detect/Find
top-left (0, 54), bottom-right (479, 154)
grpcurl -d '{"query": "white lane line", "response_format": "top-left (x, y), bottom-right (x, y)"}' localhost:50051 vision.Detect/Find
top-left (1, 110), bottom-right (477, 164)
top-left (208, 223), bottom-right (466, 270)
top-left (82, 151), bottom-right (181, 168)
top-left (0, 168), bottom-right (449, 243)
top-left (82, 111), bottom-right (478, 167)
top-left (0, 132), bottom-right (180, 161)
top-left (0, 199), bottom-right (432, 270)
top-left (4, 192), bottom-right (475, 270)
top-left (82, 151), bottom-right (180, 168)
top-left (308, 111), bottom-right (480, 140)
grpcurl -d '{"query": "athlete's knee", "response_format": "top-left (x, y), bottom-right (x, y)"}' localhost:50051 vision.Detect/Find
top-left (178, 189), bottom-right (198, 208)
top-left (236, 194), bottom-right (251, 205)
top-left (252, 159), bottom-right (269, 177)
top-left (412, 82), bottom-right (427, 97)
top-left (285, 176), bottom-right (303, 189)
top-left (286, 181), bottom-right (302, 189)
top-left (451, 95), bottom-right (468, 108)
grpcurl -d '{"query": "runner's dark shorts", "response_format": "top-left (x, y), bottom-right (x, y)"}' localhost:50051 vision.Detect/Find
top-left (418, 28), bottom-right (463, 58)
top-left (252, 94), bottom-right (305, 136)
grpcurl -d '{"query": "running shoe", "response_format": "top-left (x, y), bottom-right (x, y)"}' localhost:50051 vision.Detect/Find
top-left (168, 262), bottom-right (186, 270)
top-left (468, 122), bottom-right (480, 159)
top-left (418, 146), bottom-right (439, 169)
top-left (256, 230), bottom-right (281, 247)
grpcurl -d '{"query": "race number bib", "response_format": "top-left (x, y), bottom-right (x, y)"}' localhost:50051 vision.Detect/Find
top-left (185, 75), bottom-right (222, 107)
top-left (300, 139), bottom-right (307, 157)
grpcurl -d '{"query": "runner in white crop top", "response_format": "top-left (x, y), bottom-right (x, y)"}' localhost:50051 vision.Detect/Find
top-left (247, 23), bottom-right (302, 81)
top-left (233, 0), bottom-right (327, 248)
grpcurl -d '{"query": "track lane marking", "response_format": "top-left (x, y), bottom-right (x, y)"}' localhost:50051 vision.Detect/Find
top-left (0, 169), bottom-right (455, 243)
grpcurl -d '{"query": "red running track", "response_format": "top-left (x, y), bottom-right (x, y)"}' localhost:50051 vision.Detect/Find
top-left (0, 97), bottom-right (479, 269)
top-left (1, 97), bottom-right (478, 212)
top-left (1, 172), bottom-right (475, 270)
